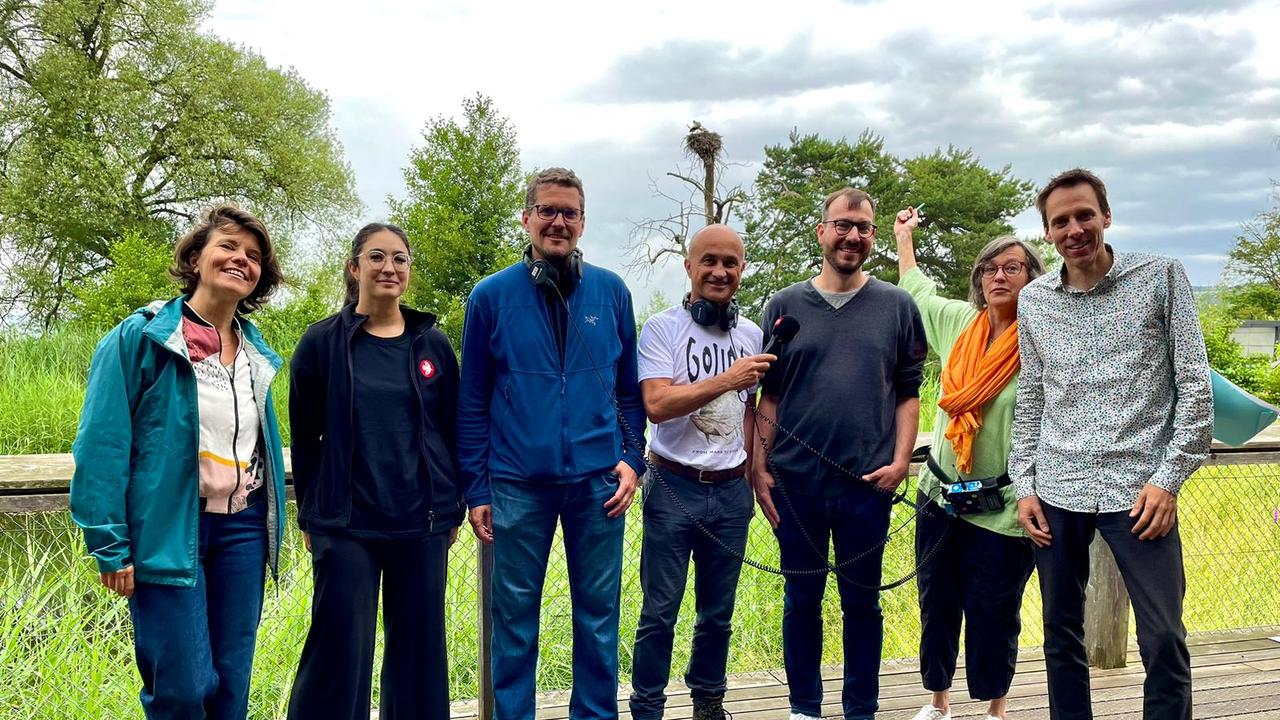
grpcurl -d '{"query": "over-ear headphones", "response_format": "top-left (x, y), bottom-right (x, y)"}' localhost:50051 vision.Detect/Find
top-left (683, 293), bottom-right (739, 331)
top-left (523, 245), bottom-right (583, 289)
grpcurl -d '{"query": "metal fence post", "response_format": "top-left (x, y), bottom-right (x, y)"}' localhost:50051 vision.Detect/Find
top-left (478, 539), bottom-right (495, 720)
top-left (1084, 535), bottom-right (1130, 669)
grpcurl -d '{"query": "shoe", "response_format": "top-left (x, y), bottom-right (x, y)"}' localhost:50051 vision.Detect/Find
top-left (910, 705), bottom-right (951, 720)
top-left (693, 695), bottom-right (731, 720)
top-left (789, 714), bottom-right (819, 720)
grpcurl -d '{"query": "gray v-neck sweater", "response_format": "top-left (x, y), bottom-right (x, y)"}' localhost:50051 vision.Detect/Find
top-left (759, 277), bottom-right (927, 498)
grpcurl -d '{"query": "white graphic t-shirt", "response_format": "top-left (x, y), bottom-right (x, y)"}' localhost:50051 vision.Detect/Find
top-left (638, 306), bottom-right (764, 471)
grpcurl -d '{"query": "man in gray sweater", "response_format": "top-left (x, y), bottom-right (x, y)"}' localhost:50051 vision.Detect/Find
top-left (754, 188), bottom-right (927, 720)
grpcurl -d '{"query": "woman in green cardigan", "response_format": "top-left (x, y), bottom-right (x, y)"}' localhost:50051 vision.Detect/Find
top-left (896, 206), bottom-right (1046, 720)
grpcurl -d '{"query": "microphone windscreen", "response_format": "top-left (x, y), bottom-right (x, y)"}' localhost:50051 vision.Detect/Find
top-left (771, 315), bottom-right (799, 343)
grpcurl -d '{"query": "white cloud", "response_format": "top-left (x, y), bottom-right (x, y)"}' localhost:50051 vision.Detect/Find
top-left (204, 0), bottom-right (1280, 291)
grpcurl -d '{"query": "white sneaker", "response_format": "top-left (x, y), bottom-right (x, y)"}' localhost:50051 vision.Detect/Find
top-left (910, 705), bottom-right (951, 720)
top-left (789, 714), bottom-right (820, 720)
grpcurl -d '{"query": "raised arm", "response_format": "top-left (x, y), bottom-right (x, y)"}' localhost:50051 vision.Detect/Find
top-left (894, 206), bottom-right (923, 277)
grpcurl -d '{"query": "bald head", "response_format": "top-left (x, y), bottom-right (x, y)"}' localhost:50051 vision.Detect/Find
top-left (685, 224), bottom-right (746, 305)
top-left (689, 224), bottom-right (744, 259)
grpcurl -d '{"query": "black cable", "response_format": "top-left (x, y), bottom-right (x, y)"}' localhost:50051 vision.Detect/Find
top-left (546, 282), bottom-right (952, 588)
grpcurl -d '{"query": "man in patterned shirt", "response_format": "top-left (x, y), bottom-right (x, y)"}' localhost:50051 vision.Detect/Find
top-left (1009, 168), bottom-right (1212, 720)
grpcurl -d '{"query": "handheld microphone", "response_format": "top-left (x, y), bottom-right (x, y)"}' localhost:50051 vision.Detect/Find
top-left (760, 315), bottom-right (799, 356)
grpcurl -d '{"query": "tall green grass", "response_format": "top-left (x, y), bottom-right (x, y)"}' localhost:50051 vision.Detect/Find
top-left (0, 330), bottom-right (98, 455)
top-left (0, 328), bottom-right (293, 454)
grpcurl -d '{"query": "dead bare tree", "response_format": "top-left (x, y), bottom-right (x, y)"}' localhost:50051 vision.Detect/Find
top-left (623, 122), bottom-right (749, 278)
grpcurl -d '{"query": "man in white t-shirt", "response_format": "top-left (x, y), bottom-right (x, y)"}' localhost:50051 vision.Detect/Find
top-left (628, 224), bottom-right (774, 720)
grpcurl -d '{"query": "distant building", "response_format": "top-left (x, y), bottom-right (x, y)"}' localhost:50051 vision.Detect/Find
top-left (1231, 320), bottom-right (1280, 356)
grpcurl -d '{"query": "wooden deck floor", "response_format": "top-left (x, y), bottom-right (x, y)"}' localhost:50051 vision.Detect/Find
top-left (447, 629), bottom-right (1280, 719)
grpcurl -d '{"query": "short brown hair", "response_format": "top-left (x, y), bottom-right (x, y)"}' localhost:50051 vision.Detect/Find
top-left (525, 167), bottom-right (585, 211)
top-left (171, 204), bottom-right (282, 314)
top-left (822, 188), bottom-right (876, 220)
top-left (1035, 168), bottom-right (1109, 230)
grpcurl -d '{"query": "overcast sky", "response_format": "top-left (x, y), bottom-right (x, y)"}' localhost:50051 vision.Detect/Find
top-left (206, 0), bottom-right (1280, 301)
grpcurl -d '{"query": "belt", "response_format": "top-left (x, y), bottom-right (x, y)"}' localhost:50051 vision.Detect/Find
top-left (648, 452), bottom-right (747, 484)
top-left (199, 485), bottom-right (265, 512)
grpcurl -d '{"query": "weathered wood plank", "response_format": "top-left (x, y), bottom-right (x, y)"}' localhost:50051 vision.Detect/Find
top-left (467, 630), bottom-right (1280, 720)
top-left (0, 450), bottom-right (294, 493)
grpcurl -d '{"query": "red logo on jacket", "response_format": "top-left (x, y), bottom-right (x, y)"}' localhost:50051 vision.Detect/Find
top-left (419, 359), bottom-right (436, 379)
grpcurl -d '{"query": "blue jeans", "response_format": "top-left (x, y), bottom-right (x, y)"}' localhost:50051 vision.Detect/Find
top-left (128, 501), bottom-right (268, 720)
top-left (774, 484), bottom-right (891, 720)
top-left (629, 470), bottom-right (753, 719)
top-left (490, 473), bottom-right (626, 720)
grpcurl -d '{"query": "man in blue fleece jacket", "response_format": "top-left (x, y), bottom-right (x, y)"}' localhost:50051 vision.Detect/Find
top-left (458, 167), bottom-right (647, 720)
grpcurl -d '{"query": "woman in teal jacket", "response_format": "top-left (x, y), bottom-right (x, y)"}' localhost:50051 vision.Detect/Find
top-left (895, 207), bottom-right (1045, 720)
top-left (70, 204), bottom-right (287, 720)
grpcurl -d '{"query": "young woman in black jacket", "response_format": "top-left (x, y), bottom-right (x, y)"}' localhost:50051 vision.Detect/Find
top-left (286, 223), bottom-right (463, 720)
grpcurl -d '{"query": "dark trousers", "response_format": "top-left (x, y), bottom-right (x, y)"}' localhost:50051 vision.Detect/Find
top-left (629, 470), bottom-right (754, 720)
top-left (287, 531), bottom-right (450, 720)
top-left (774, 484), bottom-right (892, 720)
top-left (915, 495), bottom-right (1034, 700)
top-left (128, 501), bottom-right (268, 720)
top-left (1035, 503), bottom-right (1191, 720)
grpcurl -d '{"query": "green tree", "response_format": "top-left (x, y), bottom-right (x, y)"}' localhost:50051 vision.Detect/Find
top-left (67, 230), bottom-right (174, 330)
top-left (388, 94), bottom-right (525, 344)
top-left (0, 0), bottom-right (358, 326)
top-left (1223, 281), bottom-right (1280, 320)
top-left (1225, 207), bottom-right (1280, 288)
top-left (737, 129), bottom-right (1033, 314)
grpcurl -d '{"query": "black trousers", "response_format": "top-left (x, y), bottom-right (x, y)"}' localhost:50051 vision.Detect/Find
top-left (287, 531), bottom-right (450, 720)
top-left (915, 495), bottom-right (1034, 700)
top-left (1035, 503), bottom-right (1191, 720)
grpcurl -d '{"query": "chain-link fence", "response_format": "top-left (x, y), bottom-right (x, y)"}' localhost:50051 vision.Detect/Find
top-left (2, 458), bottom-right (1278, 719)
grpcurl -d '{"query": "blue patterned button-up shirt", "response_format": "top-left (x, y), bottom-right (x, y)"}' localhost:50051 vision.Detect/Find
top-left (1009, 248), bottom-right (1212, 512)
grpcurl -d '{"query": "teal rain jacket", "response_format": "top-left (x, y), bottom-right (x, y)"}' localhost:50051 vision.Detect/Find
top-left (70, 297), bottom-right (287, 586)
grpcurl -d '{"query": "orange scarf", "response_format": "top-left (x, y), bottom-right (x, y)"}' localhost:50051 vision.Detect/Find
top-left (938, 311), bottom-right (1020, 474)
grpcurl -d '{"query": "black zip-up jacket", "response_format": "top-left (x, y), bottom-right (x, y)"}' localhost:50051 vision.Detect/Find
top-left (289, 303), bottom-right (463, 534)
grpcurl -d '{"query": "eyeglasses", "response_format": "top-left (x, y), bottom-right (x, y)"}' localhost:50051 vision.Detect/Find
top-left (823, 219), bottom-right (877, 237)
top-left (357, 249), bottom-right (412, 270)
top-left (979, 261), bottom-right (1025, 278)
top-left (532, 205), bottom-right (583, 223)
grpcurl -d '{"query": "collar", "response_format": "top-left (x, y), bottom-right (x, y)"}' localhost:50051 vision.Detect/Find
top-left (182, 300), bottom-right (243, 336)
top-left (338, 302), bottom-right (438, 337)
top-left (1052, 244), bottom-right (1126, 294)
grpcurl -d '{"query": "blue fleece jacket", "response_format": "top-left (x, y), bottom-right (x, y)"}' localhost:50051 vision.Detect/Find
top-left (458, 261), bottom-right (647, 507)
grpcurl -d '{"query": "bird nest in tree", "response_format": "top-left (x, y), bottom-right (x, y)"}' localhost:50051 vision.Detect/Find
top-left (684, 125), bottom-right (723, 164)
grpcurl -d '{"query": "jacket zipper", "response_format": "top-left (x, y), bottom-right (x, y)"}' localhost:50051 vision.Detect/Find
top-left (344, 316), bottom-right (364, 524)
top-left (408, 330), bottom-right (439, 530)
top-left (225, 349), bottom-right (243, 514)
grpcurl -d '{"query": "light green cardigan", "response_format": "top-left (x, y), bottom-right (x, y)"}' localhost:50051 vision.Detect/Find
top-left (899, 268), bottom-right (1023, 537)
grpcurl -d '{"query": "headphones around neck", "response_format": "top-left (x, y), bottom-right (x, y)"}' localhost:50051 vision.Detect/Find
top-left (683, 292), bottom-right (739, 331)
top-left (523, 245), bottom-right (583, 290)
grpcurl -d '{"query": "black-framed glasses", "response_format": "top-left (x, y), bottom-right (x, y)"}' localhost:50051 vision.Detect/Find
top-left (357, 249), bottom-right (412, 270)
top-left (823, 219), bottom-right (877, 237)
top-left (979, 260), bottom-right (1025, 278)
top-left (532, 205), bottom-right (583, 223)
